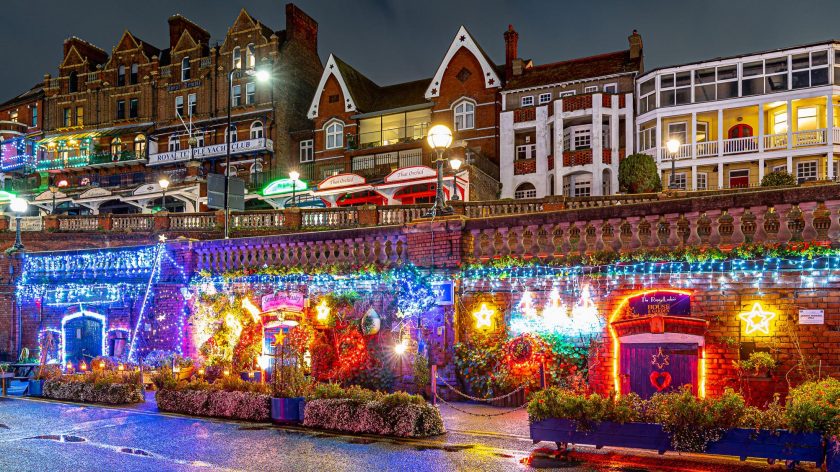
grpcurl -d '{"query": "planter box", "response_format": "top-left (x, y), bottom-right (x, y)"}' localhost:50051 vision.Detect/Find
top-left (28, 379), bottom-right (44, 396)
top-left (271, 397), bottom-right (305, 424)
top-left (531, 419), bottom-right (825, 466)
top-left (530, 419), bottom-right (670, 453)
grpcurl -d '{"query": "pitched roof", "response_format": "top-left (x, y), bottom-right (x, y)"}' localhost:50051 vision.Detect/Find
top-left (505, 50), bottom-right (641, 90)
top-left (333, 56), bottom-right (428, 112)
top-left (0, 83), bottom-right (44, 109)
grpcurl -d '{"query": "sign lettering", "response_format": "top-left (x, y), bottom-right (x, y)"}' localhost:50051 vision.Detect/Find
top-left (627, 291), bottom-right (691, 318)
top-left (148, 138), bottom-right (272, 166)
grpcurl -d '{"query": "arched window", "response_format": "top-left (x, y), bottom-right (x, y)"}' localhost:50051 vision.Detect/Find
top-left (134, 134), bottom-right (146, 158)
top-left (168, 135), bottom-right (180, 152)
top-left (118, 65), bottom-right (126, 86)
top-left (514, 182), bottom-right (537, 199)
top-left (250, 121), bottom-right (264, 140)
top-left (251, 161), bottom-right (263, 174)
top-left (68, 71), bottom-right (78, 93)
top-left (232, 46), bottom-right (242, 70)
top-left (454, 100), bottom-right (475, 131)
top-left (228, 124), bottom-right (238, 143)
top-left (181, 57), bottom-right (191, 81)
top-left (110, 138), bottom-right (123, 157)
top-left (325, 121), bottom-right (344, 149)
top-left (130, 63), bottom-right (139, 84)
top-left (246, 43), bottom-right (256, 69)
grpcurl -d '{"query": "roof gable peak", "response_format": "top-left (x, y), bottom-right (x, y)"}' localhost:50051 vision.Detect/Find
top-left (424, 25), bottom-right (501, 99)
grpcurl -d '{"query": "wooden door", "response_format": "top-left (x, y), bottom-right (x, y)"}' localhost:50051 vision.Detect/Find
top-left (620, 343), bottom-right (698, 399)
top-left (64, 317), bottom-right (103, 364)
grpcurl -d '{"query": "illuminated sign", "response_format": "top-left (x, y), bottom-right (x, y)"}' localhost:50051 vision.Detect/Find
top-left (262, 178), bottom-right (308, 196)
top-left (627, 291), bottom-right (691, 317)
top-left (317, 173), bottom-right (366, 191)
top-left (261, 291), bottom-right (305, 313)
top-left (148, 138), bottom-right (273, 165)
top-left (472, 303), bottom-right (494, 329)
top-left (738, 302), bottom-right (776, 335)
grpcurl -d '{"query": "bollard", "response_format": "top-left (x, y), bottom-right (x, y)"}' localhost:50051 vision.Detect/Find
top-left (431, 364), bottom-right (437, 405)
top-left (539, 361), bottom-right (546, 389)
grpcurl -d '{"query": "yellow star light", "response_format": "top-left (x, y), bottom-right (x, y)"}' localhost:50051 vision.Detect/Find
top-left (473, 303), bottom-right (494, 329)
top-left (738, 302), bottom-right (776, 335)
top-left (273, 331), bottom-right (286, 346)
top-left (315, 300), bottom-right (331, 322)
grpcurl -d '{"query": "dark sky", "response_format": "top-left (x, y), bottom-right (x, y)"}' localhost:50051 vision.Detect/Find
top-left (3, 0), bottom-right (840, 99)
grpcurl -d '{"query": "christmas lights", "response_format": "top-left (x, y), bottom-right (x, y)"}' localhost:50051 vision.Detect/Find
top-left (738, 302), bottom-right (777, 335)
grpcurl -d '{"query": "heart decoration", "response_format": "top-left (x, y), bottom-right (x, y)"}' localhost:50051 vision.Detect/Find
top-left (649, 371), bottom-right (672, 391)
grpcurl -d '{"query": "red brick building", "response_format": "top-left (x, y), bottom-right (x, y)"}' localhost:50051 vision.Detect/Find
top-left (7, 3), bottom-right (321, 215)
top-left (0, 83), bottom-right (43, 182)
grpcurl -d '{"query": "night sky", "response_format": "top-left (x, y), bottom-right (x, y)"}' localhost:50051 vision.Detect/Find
top-left (3, 0), bottom-right (840, 99)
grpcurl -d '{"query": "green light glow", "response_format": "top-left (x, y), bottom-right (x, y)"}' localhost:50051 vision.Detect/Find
top-left (262, 178), bottom-right (307, 196)
top-left (0, 191), bottom-right (16, 202)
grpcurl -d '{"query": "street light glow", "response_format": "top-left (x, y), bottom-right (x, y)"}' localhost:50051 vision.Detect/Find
top-left (255, 68), bottom-right (271, 83)
top-left (449, 156), bottom-right (463, 171)
top-left (427, 124), bottom-right (453, 151)
top-left (10, 197), bottom-right (28, 214)
top-left (289, 171), bottom-right (300, 181)
top-left (666, 138), bottom-right (681, 154)
top-left (159, 178), bottom-right (170, 190)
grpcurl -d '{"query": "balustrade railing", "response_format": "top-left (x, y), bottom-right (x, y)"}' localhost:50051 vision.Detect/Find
top-left (232, 212), bottom-right (284, 230)
top-left (112, 215), bottom-right (153, 232)
top-left (57, 216), bottom-right (99, 232)
top-left (300, 208), bottom-right (359, 229)
top-left (378, 205), bottom-right (431, 225)
top-left (793, 128), bottom-right (827, 147)
top-left (169, 213), bottom-right (216, 231)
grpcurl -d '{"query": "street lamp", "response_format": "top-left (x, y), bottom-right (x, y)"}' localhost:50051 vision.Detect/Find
top-left (449, 156), bottom-right (463, 201)
top-left (666, 138), bottom-right (681, 190)
top-left (224, 65), bottom-right (272, 239)
top-left (10, 197), bottom-right (28, 250)
top-left (289, 170), bottom-right (300, 208)
top-left (49, 179), bottom-right (68, 215)
top-left (425, 124), bottom-right (454, 217)
top-left (159, 177), bottom-right (170, 212)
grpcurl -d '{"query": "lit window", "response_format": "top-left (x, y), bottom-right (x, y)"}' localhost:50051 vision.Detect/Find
top-left (797, 107), bottom-right (818, 130)
top-left (168, 135), bottom-right (180, 152)
top-left (175, 96), bottom-right (184, 117)
top-left (520, 96), bottom-right (534, 107)
top-left (299, 139), bottom-right (314, 162)
top-left (232, 46), bottom-right (241, 70)
top-left (250, 121), bottom-right (264, 140)
top-left (188, 93), bottom-right (197, 116)
top-left (514, 182), bottom-right (537, 199)
top-left (538, 93), bottom-right (551, 104)
top-left (9, 111), bottom-right (17, 122)
top-left (63, 108), bottom-right (71, 127)
top-left (454, 101), bottom-right (475, 130)
top-left (325, 121), bottom-right (344, 149)
top-left (110, 138), bottom-right (123, 156)
top-left (134, 134), bottom-right (146, 158)
top-left (232, 85), bottom-right (242, 107)
top-left (246, 43), bottom-right (256, 69)
top-left (773, 111), bottom-right (788, 134)
top-left (797, 161), bottom-right (818, 183)
top-left (181, 57), bottom-right (191, 81)
top-left (246, 82), bottom-right (256, 105)
top-left (75, 107), bottom-right (84, 127)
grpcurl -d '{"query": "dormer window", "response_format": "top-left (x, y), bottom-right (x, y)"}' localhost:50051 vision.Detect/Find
top-left (181, 57), bottom-right (191, 81)
top-left (325, 121), bottom-right (344, 149)
top-left (454, 100), bottom-right (475, 130)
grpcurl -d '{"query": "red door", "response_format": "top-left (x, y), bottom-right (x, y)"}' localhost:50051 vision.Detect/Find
top-left (620, 343), bottom-right (698, 399)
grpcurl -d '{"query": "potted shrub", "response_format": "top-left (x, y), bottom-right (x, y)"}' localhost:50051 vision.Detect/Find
top-left (29, 364), bottom-right (61, 396)
top-left (270, 327), bottom-right (312, 424)
top-left (734, 351), bottom-right (777, 378)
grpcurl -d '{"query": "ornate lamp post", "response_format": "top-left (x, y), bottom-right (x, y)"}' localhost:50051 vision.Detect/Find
top-left (10, 197), bottom-right (28, 250)
top-left (289, 170), bottom-right (300, 208)
top-left (448, 156), bottom-right (463, 201)
top-left (159, 177), bottom-right (170, 212)
top-left (666, 138), bottom-right (681, 190)
top-left (425, 124), bottom-right (454, 217)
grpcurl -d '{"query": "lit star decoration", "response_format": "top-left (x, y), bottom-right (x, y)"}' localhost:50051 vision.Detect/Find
top-left (738, 302), bottom-right (777, 335)
top-left (273, 331), bottom-right (286, 347)
top-left (472, 303), bottom-right (494, 329)
top-left (315, 299), bottom-right (331, 322)
top-left (158, 234), bottom-right (167, 243)
top-left (651, 347), bottom-right (670, 369)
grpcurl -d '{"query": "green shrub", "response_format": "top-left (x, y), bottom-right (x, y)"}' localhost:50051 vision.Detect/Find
top-left (618, 153), bottom-right (662, 193)
top-left (761, 170), bottom-right (797, 187)
top-left (734, 351), bottom-right (777, 375)
top-left (785, 378), bottom-right (840, 436)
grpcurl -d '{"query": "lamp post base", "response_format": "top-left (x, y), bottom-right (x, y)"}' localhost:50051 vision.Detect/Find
top-left (423, 205), bottom-right (454, 218)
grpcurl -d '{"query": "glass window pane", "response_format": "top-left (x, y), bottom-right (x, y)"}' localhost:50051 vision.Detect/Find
top-left (792, 70), bottom-right (810, 89)
top-left (765, 58), bottom-right (788, 73)
top-left (695, 68), bottom-right (715, 84)
top-left (675, 87), bottom-right (691, 105)
top-left (812, 51), bottom-right (828, 66)
top-left (640, 78), bottom-right (655, 95)
top-left (743, 61), bottom-right (764, 77)
top-left (717, 65), bottom-right (737, 80)
top-left (742, 77), bottom-right (764, 96)
top-left (766, 73), bottom-right (788, 92)
top-left (812, 68), bottom-right (829, 86)
top-left (792, 53), bottom-right (810, 70)
top-left (660, 74), bottom-right (675, 88)
top-left (675, 71), bottom-right (691, 87)
top-left (695, 84), bottom-right (715, 102)
top-left (717, 81), bottom-right (738, 99)
top-left (660, 89), bottom-right (675, 107)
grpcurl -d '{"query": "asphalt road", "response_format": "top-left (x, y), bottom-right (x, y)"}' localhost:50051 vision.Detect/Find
top-left (0, 396), bottom-right (819, 472)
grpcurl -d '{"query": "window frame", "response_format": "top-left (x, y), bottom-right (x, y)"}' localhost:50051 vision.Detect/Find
top-left (453, 100), bottom-right (475, 131)
top-left (796, 160), bottom-right (818, 183)
top-left (232, 46), bottom-right (242, 70)
top-left (514, 183), bottom-right (537, 199)
top-left (129, 98), bottom-right (138, 118)
top-left (168, 135), bottom-right (180, 152)
top-left (181, 57), bottom-right (191, 81)
top-left (116, 100), bottom-right (126, 120)
top-left (584, 85), bottom-right (598, 93)
top-left (246, 43), bottom-right (256, 69)
top-left (696, 172), bottom-right (708, 190)
top-left (118, 65), bottom-right (126, 86)
top-left (188, 93), bottom-right (197, 116)
top-left (603, 83), bottom-right (618, 93)
top-left (175, 96), bottom-right (184, 117)
top-left (245, 82), bottom-right (256, 105)
top-left (232, 84), bottom-right (242, 107)
top-left (538, 92), bottom-right (552, 104)
top-left (130, 63), bottom-right (138, 84)
top-left (325, 120), bottom-right (344, 150)
top-left (299, 139), bottom-right (314, 163)
top-left (250, 120), bottom-right (264, 140)
top-left (520, 95), bottom-right (534, 107)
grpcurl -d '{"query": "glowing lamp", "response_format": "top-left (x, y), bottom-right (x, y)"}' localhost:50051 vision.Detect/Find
top-left (738, 302), bottom-right (777, 335)
top-left (394, 340), bottom-right (408, 355)
top-left (10, 197), bottom-right (28, 214)
top-left (427, 124), bottom-right (453, 151)
top-left (449, 156), bottom-right (463, 171)
top-left (289, 170), bottom-right (300, 182)
top-left (80, 362), bottom-right (87, 372)
top-left (158, 178), bottom-right (170, 190)
top-left (315, 299), bottom-right (330, 322)
top-left (255, 68), bottom-right (271, 83)
top-left (198, 368), bottom-right (205, 376)
top-left (666, 138), bottom-right (681, 154)
top-left (118, 364), bottom-right (125, 372)
top-left (223, 369), bottom-right (230, 377)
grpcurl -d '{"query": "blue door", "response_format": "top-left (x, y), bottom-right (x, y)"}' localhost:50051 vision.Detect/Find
top-left (620, 343), bottom-right (698, 399)
top-left (64, 316), bottom-right (103, 365)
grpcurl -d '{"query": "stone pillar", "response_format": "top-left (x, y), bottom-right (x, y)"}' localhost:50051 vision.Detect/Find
top-left (357, 204), bottom-right (378, 226)
top-left (283, 208), bottom-right (301, 230)
top-left (44, 215), bottom-right (59, 232)
top-left (154, 212), bottom-right (170, 232)
top-left (402, 217), bottom-right (465, 269)
top-left (98, 213), bottom-right (112, 231)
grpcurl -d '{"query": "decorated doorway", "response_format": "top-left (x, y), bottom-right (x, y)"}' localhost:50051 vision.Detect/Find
top-left (610, 291), bottom-right (707, 399)
top-left (62, 311), bottom-right (106, 366)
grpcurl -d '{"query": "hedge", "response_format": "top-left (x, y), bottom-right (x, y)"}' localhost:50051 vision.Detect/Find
top-left (156, 389), bottom-right (270, 421)
top-left (303, 398), bottom-right (445, 437)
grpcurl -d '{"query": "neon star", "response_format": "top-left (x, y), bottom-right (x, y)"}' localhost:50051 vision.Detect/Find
top-left (315, 300), bottom-right (331, 322)
top-left (273, 331), bottom-right (286, 346)
top-left (473, 303), bottom-right (494, 329)
top-left (651, 347), bottom-right (670, 369)
top-left (158, 234), bottom-right (167, 243)
top-left (738, 302), bottom-right (777, 335)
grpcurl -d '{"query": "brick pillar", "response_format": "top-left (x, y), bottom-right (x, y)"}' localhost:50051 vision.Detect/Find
top-left (450, 201), bottom-right (466, 216)
top-left (214, 210), bottom-right (226, 230)
top-left (357, 204), bottom-right (378, 226)
top-left (154, 212), bottom-right (170, 232)
top-left (543, 196), bottom-right (566, 212)
top-left (44, 215), bottom-right (59, 231)
top-left (283, 208), bottom-right (302, 230)
top-left (0, 215), bottom-right (9, 231)
top-left (98, 213), bottom-right (112, 231)
top-left (402, 216), bottom-right (466, 268)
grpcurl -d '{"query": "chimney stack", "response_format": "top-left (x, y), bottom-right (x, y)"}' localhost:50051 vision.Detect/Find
top-left (504, 24), bottom-right (519, 80)
top-left (629, 29), bottom-right (643, 60)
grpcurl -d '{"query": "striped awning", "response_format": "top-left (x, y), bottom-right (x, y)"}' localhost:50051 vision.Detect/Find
top-left (37, 123), bottom-right (153, 146)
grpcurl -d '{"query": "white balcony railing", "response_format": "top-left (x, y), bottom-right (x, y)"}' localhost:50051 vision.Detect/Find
top-left (651, 128), bottom-right (840, 161)
top-left (723, 136), bottom-right (758, 155)
top-left (793, 128), bottom-right (827, 147)
top-left (763, 134), bottom-right (788, 150)
top-left (696, 141), bottom-right (718, 157)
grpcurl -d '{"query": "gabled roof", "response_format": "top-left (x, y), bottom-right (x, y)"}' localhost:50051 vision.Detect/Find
top-left (113, 30), bottom-right (160, 60)
top-left (308, 54), bottom-right (429, 119)
top-left (505, 50), bottom-right (641, 90)
top-left (424, 25), bottom-right (502, 99)
top-left (0, 83), bottom-right (43, 109)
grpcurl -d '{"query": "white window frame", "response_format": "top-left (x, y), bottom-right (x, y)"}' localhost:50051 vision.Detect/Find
top-left (188, 93), bottom-right (197, 116)
top-left (729, 169), bottom-right (750, 187)
top-left (572, 128), bottom-right (591, 150)
top-left (520, 95), bottom-right (534, 107)
top-left (299, 139), bottom-right (314, 163)
top-left (325, 120), bottom-right (344, 150)
top-left (695, 121), bottom-right (710, 142)
top-left (771, 164), bottom-right (787, 173)
top-left (667, 121), bottom-right (688, 145)
top-left (515, 144), bottom-right (536, 160)
top-left (797, 106), bottom-right (818, 130)
top-left (232, 85), bottom-right (242, 107)
top-left (696, 172), bottom-right (708, 190)
top-left (232, 46), bottom-right (241, 70)
top-left (175, 96), bottom-right (184, 117)
top-left (538, 92), bottom-right (552, 104)
top-left (573, 179), bottom-right (592, 197)
top-left (246, 82), bottom-right (256, 105)
top-left (246, 43), bottom-right (256, 69)
top-left (194, 132), bottom-right (204, 148)
top-left (168, 135), bottom-right (180, 152)
top-left (670, 172), bottom-right (687, 190)
top-left (584, 86), bottom-right (598, 93)
top-left (773, 111), bottom-right (788, 135)
top-left (514, 183), bottom-right (537, 199)
top-left (796, 160), bottom-right (818, 183)
top-left (250, 121), bottom-right (264, 140)
top-left (181, 57), bottom-right (190, 81)
top-left (453, 100), bottom-right (475, 131)
top-left (603, 83), bottom-right (618, 93)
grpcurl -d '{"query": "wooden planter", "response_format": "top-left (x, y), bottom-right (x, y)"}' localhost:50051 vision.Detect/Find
top-left (271, 397), bottom-right (305, 424)
top-left (531, 419), bottom-right (825, 466)
top-left (28, 379), bottom-right (44, 396)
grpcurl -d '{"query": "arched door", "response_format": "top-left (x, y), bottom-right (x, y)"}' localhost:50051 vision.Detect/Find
top-left (63, 313), bottom-right (104, 365)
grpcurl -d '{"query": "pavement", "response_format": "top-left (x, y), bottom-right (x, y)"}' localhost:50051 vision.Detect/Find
top-left (0, 393), bottom-right (822, 472)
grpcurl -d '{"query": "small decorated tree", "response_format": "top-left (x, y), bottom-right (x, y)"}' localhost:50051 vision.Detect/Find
top-left (761, 170), bottom-right (797, 187)
top-left (619, 153), bottom-right (662, 193)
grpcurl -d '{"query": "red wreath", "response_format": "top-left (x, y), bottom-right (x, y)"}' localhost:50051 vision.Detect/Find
top-left (310, 327), bottom-right (368, 381)
top-left (501, 334), bottom-right (553, 379)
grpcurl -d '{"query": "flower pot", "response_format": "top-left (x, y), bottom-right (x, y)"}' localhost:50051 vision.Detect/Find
top-left (28, 379), bottom-right (44, 396)
top-left (271, 397), bottom-right (305, 424)
top-left (705, 428), bottom-right (824, 466)
top-left (530, 419), bottom-right (670, 453)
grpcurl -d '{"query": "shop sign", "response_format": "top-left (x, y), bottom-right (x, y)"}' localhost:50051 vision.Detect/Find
top-left (262, 291), bottom-right (305, 313)
top-left (384, 166), bottom-right (436, 183)
top-left (167, 79), bottom-right (202, 92)
top-left (317, 173), bottom-right (366, 191)
top-left (432, 280), bottom-right (454, 306)
top-left (148, 138), bottom-right (272, 165)
top-left (628, 291), bottom-right (691, 317)
top-left (799, 309), bottom-right (824, 325)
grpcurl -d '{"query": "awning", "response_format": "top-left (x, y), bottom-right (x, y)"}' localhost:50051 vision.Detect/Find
top-left (38, 123), bottom-right (153, 146)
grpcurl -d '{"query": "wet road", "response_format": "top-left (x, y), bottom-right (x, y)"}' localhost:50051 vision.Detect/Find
top-left (0, 396), bottom-right (818, 472)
